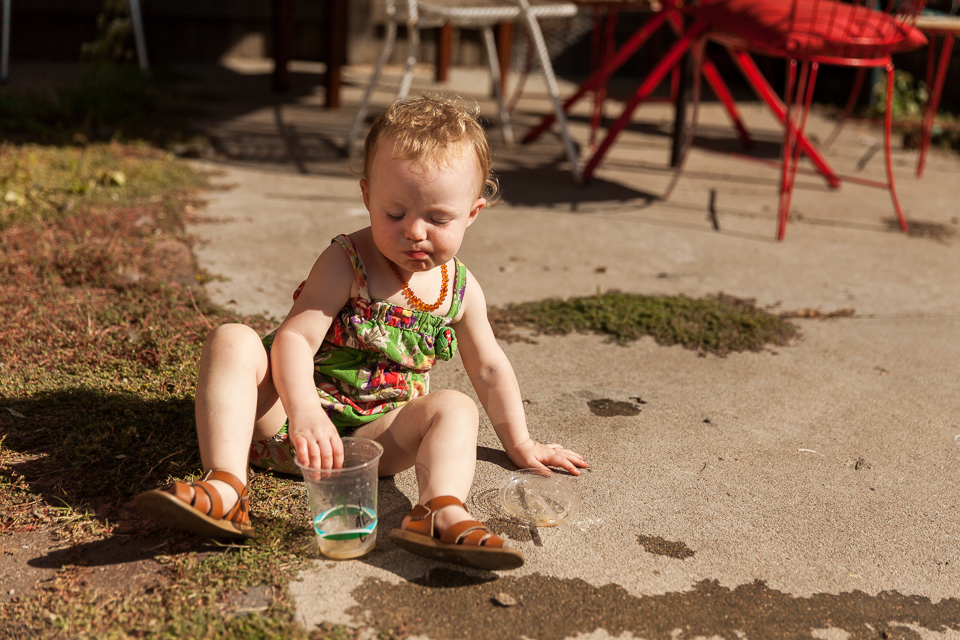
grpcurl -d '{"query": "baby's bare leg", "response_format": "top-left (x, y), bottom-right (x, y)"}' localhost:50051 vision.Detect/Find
top-left (195, 324), bottom-right (285, 509)
top-left (354, 389), bottom-right (480, 532)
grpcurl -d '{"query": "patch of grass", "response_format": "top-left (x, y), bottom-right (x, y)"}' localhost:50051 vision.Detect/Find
top-left (489, 292), bottom-right (798, 355)
top-left (0, 141), bottom-right (332, 637)
top-left (0, 140), bottom-right (204, 230)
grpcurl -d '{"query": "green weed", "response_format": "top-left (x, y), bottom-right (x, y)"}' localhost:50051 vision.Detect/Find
top-left (866, 70), bottom-right (960, 152)
top-left (490, 292), bottom-right (797, 355)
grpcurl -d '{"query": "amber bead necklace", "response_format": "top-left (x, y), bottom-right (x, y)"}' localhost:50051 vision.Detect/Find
top-left (389, 261), bottom-right (449, 312)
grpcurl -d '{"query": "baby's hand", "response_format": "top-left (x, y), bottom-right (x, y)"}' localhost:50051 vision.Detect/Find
top-left (508, 438), bottom-right (588, 476)
top-left (289, 418), bottom-right (344, 470)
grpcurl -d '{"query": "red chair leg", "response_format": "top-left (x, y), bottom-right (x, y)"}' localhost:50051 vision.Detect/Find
top-left (883, 62), bottom-right (909, 233)
top-left (583, 21), bottom-right (707, 181)
top-left (730, 48), bottom-right (841, 189)
top-left (781, 61), bottom-right (818, 239)
top-left (917, 34), bottom-right (954, 179)
top-left (700, 58), bottom-right (754, 149)
top-left (777, 59), bottom-right (800, 240)
top-left (522, 6), bottom-right (675, 145)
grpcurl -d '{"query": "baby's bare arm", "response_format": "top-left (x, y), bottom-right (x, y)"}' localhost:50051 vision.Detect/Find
top-left (454, 272), bottom-right (587, 475)
top-left (271, 243), bottom-right (354, 469)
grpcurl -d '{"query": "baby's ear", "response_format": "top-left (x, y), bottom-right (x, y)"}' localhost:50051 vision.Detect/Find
top-left (467, 197), bottom-right (485, 226)
top-left (359, 179), bottom-right (371, 209)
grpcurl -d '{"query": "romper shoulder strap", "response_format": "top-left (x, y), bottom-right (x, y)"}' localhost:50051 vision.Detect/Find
top-left (332, 234), bottom-right (371, 300)
top-left (445, 257), bottom-right (468, 319)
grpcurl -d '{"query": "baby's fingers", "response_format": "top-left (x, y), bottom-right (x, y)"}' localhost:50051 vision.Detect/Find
top-left (293, 434), bottom-right (344, 469)
top-left (329, 437), bottom-right (345, 469)
top-left (553, 455), bottom-right (581, 476)
top-left (316, 435), bottom-right (344, 470)
top-left (291, 435), bottom-right (317, 468)
top-left (543, 445), bottom-right (588, 475)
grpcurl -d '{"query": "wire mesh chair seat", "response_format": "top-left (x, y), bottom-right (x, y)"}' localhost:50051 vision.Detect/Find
top-left (346, 0), bottom-right (583, 181)
top-left (420, 0), bottom-right (579, 26)
top-left (699, 0), bottom-right (927, 63)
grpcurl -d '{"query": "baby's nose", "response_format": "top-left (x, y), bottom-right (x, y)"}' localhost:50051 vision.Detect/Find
top-left (404, 218), bottom-right (427, 240)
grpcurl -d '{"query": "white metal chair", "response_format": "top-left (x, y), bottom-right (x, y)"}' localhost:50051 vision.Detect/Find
top-left (1, 0), bottom-right (149, 84)
top-left (346, 0), bottom-right (583, 182)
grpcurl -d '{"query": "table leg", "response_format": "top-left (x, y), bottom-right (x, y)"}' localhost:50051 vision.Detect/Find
top-left (670, 15), bottom-right (692, 168)
top-left (436, 23), bottom-right (452, 82)
top-left (583, 21), bottom-right (706, 181)
top-left (324, 0), bottom-right (346, 108)
top-left (272, 0), bottom-right (293, 92)
top-left (272, 0), bottom-right (344, 108)
top-left (665, 13), bottom-right (752, 149)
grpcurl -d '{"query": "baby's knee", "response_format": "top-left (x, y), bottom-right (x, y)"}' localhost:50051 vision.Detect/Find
top-left (427, 389), bottom-right (479, 426)
top-left (202, 324), bottom-right (266, 365)
top-left (205, 323), bottom-right (262, 350)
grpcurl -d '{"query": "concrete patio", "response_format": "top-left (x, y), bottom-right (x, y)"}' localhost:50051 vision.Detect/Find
top-left (183, 58), bottom-right (960, 638)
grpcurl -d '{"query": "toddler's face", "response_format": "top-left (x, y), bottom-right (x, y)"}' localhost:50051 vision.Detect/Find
top-left (361, 142), bottom-right (485, 273)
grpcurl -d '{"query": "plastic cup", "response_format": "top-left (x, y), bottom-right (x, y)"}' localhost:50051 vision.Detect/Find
top-left (499, 468), bottom-right (578, 527)
top-left (296, 437), bottom-right (383, 559)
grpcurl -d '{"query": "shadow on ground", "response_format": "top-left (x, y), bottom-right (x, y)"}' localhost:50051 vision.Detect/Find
top-left (1, 387), bottom-right (199, 512)
top-left (349, 571), bottom-right (960, 640)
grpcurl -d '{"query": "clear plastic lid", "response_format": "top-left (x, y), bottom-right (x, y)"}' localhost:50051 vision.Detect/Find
top-left (498, 468), bottom-right (578, 527)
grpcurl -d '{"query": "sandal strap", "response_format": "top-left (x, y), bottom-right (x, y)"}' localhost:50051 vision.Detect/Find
top-left (172, 480), bottom-right (222, 518)
top-left (404, 496), bottom-right (506, 548)
top-left (441, 520), bottom-right (505, 548)
top-left (202, 469), bottom-right (250, 528)
top-left (409, 496), bottom-right (464, 520)
top-left (166, 469), bottom-right (248, 523)
top-left (202, 469), bottom-right (246, 495)
top-left (405, 496), bottom-right (465, 539)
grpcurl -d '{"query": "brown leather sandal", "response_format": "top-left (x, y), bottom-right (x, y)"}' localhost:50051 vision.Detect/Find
top-left (135, 469), bottom-right (254, 539)
top-left (388, 496), bottom-right (524, 571)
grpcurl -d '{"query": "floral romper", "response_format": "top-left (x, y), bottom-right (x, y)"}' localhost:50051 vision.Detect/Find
top-left (249, 234), bottom-right (467, 475)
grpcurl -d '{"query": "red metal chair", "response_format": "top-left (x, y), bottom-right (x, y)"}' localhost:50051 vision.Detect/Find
top-left (523, 1), bottom-right (757, 156)
top-left (678, 0), bottom-right (929, 240)
top-left (570, 0), bottom-right (846, 192)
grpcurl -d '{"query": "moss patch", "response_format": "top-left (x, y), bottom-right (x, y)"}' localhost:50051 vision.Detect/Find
top-left (490, 292), bottom-right (798, 355)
